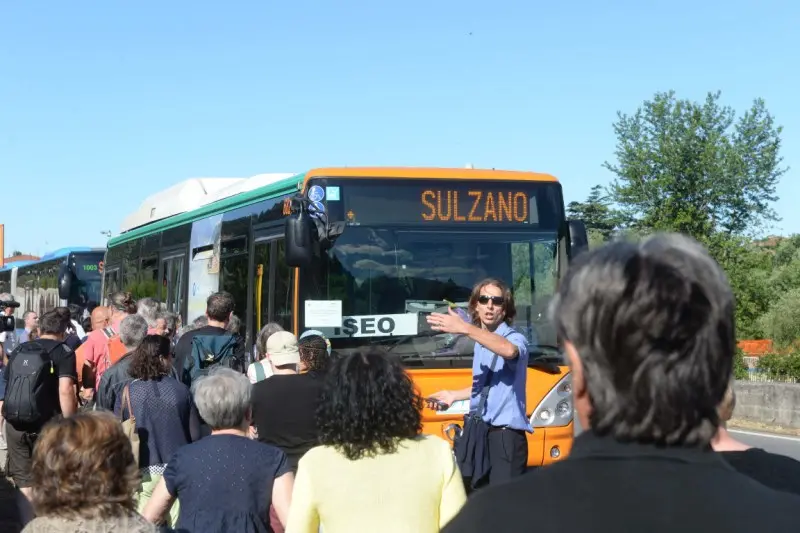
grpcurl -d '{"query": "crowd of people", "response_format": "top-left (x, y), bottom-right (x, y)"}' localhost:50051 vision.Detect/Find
top-left (1, 233), bottom-right (800, 532)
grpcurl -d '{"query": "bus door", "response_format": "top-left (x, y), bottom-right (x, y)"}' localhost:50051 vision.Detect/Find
top-left (160, 248), bottom-right (187, 321)
top-left (250, 229), bottom-right (294, 351)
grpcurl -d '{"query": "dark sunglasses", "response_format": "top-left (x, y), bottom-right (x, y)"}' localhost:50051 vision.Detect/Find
top-left (477, 295), bottom-right (505, 306)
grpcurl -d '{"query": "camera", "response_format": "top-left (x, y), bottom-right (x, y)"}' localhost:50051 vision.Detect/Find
top-left (0, 300), bottom-right (19, 333)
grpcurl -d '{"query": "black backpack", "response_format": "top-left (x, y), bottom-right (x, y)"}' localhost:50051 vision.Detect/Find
top-left (183, 333), bottom-right (242, 386)
top-left (2, 341), bottom-right (60, 427)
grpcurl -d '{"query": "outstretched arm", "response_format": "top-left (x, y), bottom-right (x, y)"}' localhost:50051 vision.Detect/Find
top-left (427, 309), bottom-right (519, 360)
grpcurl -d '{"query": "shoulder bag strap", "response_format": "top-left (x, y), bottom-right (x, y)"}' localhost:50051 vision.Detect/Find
top-left (254, 361), bottom-right (266, 382)
top-left (475, 353), bottom-right (499, 418)
top-left (121, 383), bottom-right (136, 423)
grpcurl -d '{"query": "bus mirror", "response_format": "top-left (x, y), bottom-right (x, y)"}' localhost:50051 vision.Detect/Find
top-left (568, 220), bottom-right (589, 258)
top-left (285, 210), bottom-right (314, 268)
top-left (57, 263), bottom-right (72, 300)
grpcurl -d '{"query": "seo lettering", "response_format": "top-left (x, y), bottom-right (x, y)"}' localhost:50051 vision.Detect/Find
top-left (336, 316), bottom-right (397, 337)
top-left (420, 190), bottom-right (529, 223)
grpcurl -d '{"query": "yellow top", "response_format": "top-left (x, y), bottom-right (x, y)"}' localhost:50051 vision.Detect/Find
top-left (284, 434), bottom-right (467, 533)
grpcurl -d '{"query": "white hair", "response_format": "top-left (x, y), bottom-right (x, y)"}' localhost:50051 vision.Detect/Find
top-left (136, 298), bottom-right (160, 328)
top-left (119, 314), bottom-right (148, 350)
top-left (192, 367), bottom-right (252, 430)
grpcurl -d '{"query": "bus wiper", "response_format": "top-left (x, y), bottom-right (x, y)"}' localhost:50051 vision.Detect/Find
top-left (529, 344), bottom-right (562, 358)
top-left (380, 329), bottom-right (440, 355)
top-left (527, 344), bottom-right (565, 373)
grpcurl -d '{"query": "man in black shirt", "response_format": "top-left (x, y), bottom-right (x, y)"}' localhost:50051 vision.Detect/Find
top-left (172, 292), bottom-right (245, 387)
top-left (1, 307), bottom-right (77, 524)
top-left (443, 234), bottom-right (800, 533)
top-left (251, 332), bottom-right (326, 472)
top-left (712, 384), bottom-right (800, 496)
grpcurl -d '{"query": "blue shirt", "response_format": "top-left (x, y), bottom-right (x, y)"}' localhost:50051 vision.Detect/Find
top-left (469, 322), bottom-right (532, 432)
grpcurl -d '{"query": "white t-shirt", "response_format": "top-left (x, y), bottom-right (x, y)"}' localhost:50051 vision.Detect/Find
top-left (246, 360), bottom-right (274, 384)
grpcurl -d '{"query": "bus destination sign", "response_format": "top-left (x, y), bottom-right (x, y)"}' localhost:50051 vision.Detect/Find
top-left (313, 179), bottom-right (555, 227)
top-left (420, 189), bottom-right (529, 223)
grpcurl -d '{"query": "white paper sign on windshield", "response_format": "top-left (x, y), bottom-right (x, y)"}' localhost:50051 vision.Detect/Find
top-left (313, 313), bottom-right (418, 339)
top-left (304, 300), bottom-right (343, 328)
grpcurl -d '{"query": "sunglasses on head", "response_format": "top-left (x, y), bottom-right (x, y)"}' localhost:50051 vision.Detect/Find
top-left (477, 295), bottom-right (505, 306)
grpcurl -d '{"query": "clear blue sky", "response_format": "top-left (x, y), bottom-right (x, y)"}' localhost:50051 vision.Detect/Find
top-left (2, 0), bottom-right (798, 255)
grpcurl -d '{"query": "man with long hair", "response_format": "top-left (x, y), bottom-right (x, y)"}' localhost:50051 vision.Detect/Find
top-left (426, 277), bottom-right (531, 487)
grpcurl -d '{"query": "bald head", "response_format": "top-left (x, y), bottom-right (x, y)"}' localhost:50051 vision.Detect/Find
top-left (91, 306), bottom-right (111, 331)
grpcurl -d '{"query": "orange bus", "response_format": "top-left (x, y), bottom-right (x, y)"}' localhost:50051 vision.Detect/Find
top-left (285, 167), bottom-right (588, 467)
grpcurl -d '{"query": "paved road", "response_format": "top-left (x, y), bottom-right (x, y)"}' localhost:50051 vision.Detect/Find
top-left (575, 416), bottom-right (800, 460)
top-left (729, 429), bottom-right (800, 461)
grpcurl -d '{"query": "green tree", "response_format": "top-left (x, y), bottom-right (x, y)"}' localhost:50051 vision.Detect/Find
top-left (604, 91), bottom-right (787, 242)
top-left (566, 185), bottom-right (623, 240)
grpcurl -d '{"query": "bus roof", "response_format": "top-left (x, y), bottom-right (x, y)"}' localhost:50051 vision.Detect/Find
top-left (0, 247), bottom-right (105, 272)
top-left (109, 172), bottom-right (305, 247)
top-left (0, 259), bottom-right (34, 272)
top-left (304, 167), bottom-right (559, 183)
top-left (108, 167), bottom-right (558, 248)
top-left (119, 177), bottom-right (245, 234)
top-left (40, 247), bottom-right (105, 261)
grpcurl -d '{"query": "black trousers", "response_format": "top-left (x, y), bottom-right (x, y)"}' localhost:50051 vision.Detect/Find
top-left (468, 426), bottom-right (528, 492)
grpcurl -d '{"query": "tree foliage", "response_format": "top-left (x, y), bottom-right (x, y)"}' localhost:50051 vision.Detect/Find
top-left (567, 185), bottom-right (623, 240)
top-left (604, 91), bottom-right (787, 242)
top-left (582, 90), bottom-right (793, 343)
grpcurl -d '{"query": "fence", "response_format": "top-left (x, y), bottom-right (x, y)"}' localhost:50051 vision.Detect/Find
top-left (740, 355), bottom-right (798, 384)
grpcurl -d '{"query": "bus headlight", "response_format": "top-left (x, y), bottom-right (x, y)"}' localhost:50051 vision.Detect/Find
top-left (530, 374), bottom-right (573, 428)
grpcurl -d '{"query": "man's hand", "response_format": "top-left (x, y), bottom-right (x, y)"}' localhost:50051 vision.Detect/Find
top-left (427, 308), bottom-right (470, 336)
top-left (426, 390), bottom-right (458, 411)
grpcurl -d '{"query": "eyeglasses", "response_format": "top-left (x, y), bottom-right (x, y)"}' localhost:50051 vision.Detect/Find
top-left (477, 295), bottom-right (505, 306)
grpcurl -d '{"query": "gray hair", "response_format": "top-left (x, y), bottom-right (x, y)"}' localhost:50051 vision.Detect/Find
top-left (548, 232), bottom-right (734, 446)
top-left (119, 314), bottom-right (148, 351)
top-left (136, 298), bottom-right (160, 328)
top-left (161, 311), bottom-right (178, 333)
top-left (175, 315), bottom-right (207, 340)
top-left (255, 322), bottom-right (285, 360)
top-left (227, 314), bottom-right (241, 335)
top-left (192, 367), bottom-right (252, 430)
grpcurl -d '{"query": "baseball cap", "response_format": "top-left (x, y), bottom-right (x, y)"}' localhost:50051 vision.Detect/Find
top-left (266, 331), bottom-right (301, 367)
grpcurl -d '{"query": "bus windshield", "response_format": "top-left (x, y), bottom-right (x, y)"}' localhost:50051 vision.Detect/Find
top-left (300, 226), bottom-right (562, 365)
top-left (71, 253), bottom-right (104, 308)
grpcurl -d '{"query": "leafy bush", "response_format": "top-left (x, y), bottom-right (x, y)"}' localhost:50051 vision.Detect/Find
top-left (756, 288), bottom-right (800, 349)
top-left (754, 352), bottom-right (800, 381)
top-left (733, 348), bottom-right (749, 380)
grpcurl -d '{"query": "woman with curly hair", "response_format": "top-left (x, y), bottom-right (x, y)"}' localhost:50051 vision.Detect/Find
top-left (284, 350), bottom-right (467, 533)
top-left (119, 334), bottom-right (200, 526)
top-left (22, 411), bottom-right (156, 532)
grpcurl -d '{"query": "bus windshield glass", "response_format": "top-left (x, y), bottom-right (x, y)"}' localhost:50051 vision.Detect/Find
top-left (71, 253), bottom-right (104, 308)
top-left (299, 178), bottom-right (564, 365)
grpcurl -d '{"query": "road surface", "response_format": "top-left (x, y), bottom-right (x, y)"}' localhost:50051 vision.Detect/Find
top-left (575, 415), bottom-right (800, 460)
top-left (729, 429), bottom-right (800, 461)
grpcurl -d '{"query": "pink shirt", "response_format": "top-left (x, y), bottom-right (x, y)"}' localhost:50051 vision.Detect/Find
top-left (80, 318), bottom-right (123, 386)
